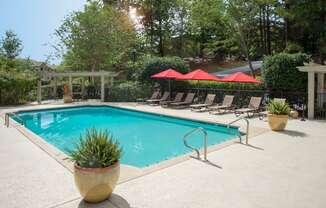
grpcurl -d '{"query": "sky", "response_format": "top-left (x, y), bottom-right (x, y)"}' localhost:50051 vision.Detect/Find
top-left (0, 0), bottom-right (88, 64)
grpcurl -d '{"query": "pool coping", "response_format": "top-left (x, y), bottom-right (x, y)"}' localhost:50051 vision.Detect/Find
top-left (2, 102), bottom-right (269, 184)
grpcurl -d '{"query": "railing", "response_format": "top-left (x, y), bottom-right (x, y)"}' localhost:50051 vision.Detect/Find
top-left (227, 117), bottom-right (249, 144)
top-left (315, 92), bottom-right (326, 119)
top-left (4, 112), bottom-right (25, 127)
top-left (183, 127), bottom-right (208, 161)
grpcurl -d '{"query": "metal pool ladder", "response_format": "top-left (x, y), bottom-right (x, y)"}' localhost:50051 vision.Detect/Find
top-left (183, 127), bottom-right (208, 161)
top-left (227, 117), bottom-right (249, 144)
top-left (4, 112), bottom-right (25, 127)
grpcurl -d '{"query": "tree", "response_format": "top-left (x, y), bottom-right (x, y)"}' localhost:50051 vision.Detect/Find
top-left (0, 30), bottom-right (23, 60)
top-left (226, 0), bottom-right (260, 77)
top-left (55, 0), bottom-right (137, 71)
top-left (188, 0), bottom-right (227, 58)
top-left (135, 0), bottom-right (178, 56)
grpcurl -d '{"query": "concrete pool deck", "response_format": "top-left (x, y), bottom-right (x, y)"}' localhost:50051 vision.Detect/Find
top-left (0, 101), bottom-right (326, 208)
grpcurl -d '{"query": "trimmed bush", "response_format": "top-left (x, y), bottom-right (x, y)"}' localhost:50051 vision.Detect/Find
top-left (0, 71), bottom-right (36, 105)
top-left (262, 53), bottom-right (310, 91)
top-left (174, 80), bottom-right (265, 91)
top-left (106, 81), bottom-right (152, 102)
top-left (134, 56), bottom-right (189, 83)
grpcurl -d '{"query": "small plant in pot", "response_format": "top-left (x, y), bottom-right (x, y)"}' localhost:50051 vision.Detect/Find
top-left (267, 100), bottom-right (290, 131)
top-left (68, 128), bottom-right (122, 203)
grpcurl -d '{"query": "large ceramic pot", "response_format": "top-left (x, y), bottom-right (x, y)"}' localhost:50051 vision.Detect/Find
top-left (267, 114), bottom-right (288, 131)
top-left (63, 94), bottom-right (73, 103)
top-left (74, 162), bottom-right (120, 203)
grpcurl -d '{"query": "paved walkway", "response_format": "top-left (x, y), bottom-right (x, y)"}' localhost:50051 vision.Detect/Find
top-left (0, 102), bottom-right (325, 208)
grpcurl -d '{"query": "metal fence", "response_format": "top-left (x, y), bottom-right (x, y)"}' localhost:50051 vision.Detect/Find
top-left (315, 93), bottom-right (326, 119)
top-left (175, 87), bottom-right (307, 109)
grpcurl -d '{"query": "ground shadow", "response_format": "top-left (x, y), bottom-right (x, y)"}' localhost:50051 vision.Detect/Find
top-left (78, 194), bottom-right (131, 208)
top-left (235, 141), bottom-right (264, 151)
top-left (279, 130), bottom-right (307, 138)
top-left (191, 156), bottom-right (223, 169)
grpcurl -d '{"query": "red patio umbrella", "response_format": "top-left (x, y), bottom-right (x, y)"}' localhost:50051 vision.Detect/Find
top-left (222, 72), bottom-right (261, 84)
top-left (151, 69), bottom-right (184, 100)
top-left (177, 69), bottom-right (222, 97)
top-left (177, 69), bottom-right (222, 82)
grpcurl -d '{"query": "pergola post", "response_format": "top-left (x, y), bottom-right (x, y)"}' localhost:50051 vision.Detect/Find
top-left (308, 72), bottom-right (315, 119)
top-left (53, 77), bottom-right (57, 99)
top-left (81, 78), bottom-right (85, 99)
top-left (37, 79), bottom-right (42, 104)
top-left (317, 73), bottom-right (325, 108)
top-left (101, 75), bottom-right (105, 102)
top-left (68, 75), bottom-right (72, 94)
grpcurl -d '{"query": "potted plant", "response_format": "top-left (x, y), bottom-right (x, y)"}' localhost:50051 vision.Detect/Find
top-left (63, 84), bottom-right (73, 103)
top-left (68, 128), bottom-right (122, 203)
top-left (267, 100), bottom-right (290, 131)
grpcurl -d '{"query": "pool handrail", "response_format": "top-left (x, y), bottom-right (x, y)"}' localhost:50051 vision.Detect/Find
top-left (227, 117), bottom-right (249, 144)
top-left (4, 112), bottom-right (25, 127)
top-left (183, 127), bottom-right (208, 161)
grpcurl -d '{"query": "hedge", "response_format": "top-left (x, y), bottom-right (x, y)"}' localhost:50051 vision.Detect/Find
top-left (262, 53), bottom-right (310, 91)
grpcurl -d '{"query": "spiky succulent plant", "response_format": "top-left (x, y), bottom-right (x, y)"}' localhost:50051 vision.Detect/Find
top-left (69, 128), bottom-right (122, 168)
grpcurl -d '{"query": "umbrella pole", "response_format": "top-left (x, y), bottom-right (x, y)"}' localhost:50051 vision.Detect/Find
top-left (169, 79), bottom-right (171, 101)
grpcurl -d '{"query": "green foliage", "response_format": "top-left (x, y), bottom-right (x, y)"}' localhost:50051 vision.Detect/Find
top-left (175, 80), bottom-right (264, 91)
top-left (55, 0), bottom-right (137, 71)
top-left (107, 81), bottom-right (152, 102)
top-left (262, 53), bottom-right (310, 91)
top-left (284, 42), bottom-right (304, 54)
top-left (268, 100), bottom-right (290, 115)
top-left (0, 70), bottom-right (36, 105)
top-left (135, 56), bottom-right (189, 83)
top-left (68, 128), bottom-right (122, 168)
top-left (0, 30), bottom-right (22, 60)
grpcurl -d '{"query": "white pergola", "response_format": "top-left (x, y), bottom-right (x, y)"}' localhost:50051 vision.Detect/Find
top-left (37, 71), bottom-right (119, 103)
top-left (298, 63), bottom-right (326, 119)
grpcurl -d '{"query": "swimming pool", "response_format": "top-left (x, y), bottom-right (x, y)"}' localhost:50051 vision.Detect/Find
top-left (14, 106), bottom-right (239, 168)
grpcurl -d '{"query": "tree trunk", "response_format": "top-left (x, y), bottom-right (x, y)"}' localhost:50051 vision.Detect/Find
top-left (266, 5), bottom-right (272, 55)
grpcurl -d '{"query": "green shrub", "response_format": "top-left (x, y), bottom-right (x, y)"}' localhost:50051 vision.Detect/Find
top-left (284, 42), bottom-right (304, 54)
top-left (106, 81), bottom-right (152, 102)
top-left (174, 80), bottom-right (265, 90)
top-left (0, 70), bottom-right (36, 105)
top-left (134, 56), bottom-right (189, 83)
top-left (262, 53), bottom-right (310, 91)
top-left (268, 100), bottom-right (290, 115)
top-left (68, 128), bottom-right (122, 168)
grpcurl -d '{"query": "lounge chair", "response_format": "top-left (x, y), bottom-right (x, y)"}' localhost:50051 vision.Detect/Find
top-left (161, 92), bottom-right (184, 106)
top-left (137, 91), bottom-right (160, 103)
top-left (190, 94), bottom-right (216, 111)
top-left (208, 95), bottom-right (235, 115)
top-left (234, 96), bottom-right (262, 117)
top-left (146, 91), bottom-right (170, 105)
top-left (169, 93), bottom-right (196, 109)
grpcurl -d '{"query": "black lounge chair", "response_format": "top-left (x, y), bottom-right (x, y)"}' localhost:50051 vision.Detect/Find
top-left (146, 91), bottom-right (170, 105)
top-left (169, 93), bottom-right (196, 109)
top-left (190, 94), bottom-right (216, 111)
top-left (137, 91), bottom-right (160, 103)
top-left (208, 95), bottom-right (235, 115)
top-left (161, 92), bottom-right (184, 106)
top-left (234, 96), bottom-right (262, 117)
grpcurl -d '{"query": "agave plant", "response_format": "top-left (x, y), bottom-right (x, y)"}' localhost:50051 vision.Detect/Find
top-left (268, 100), bottom-right (290, 115)
top-left (68, 128), bottom-right (122, 168)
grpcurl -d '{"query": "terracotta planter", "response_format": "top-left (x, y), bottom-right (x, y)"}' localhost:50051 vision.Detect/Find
top-left (63, 94), bottom-right (73, 103)
top-left (74, 162), bottom-right (120, 203)
top-left (290, 110), bottom-right (299, 119)
top-left (267, 114), bottom-right (288, 131)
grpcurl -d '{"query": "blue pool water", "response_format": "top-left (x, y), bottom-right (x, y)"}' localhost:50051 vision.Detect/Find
top-left (15, 106), bottom-right (239, 168)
